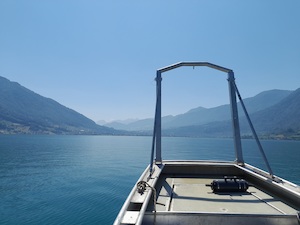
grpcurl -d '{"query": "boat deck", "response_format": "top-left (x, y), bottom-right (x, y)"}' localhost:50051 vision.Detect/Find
top-left (116, 162), bottom-right (300, 225)
top-left (154, 176), bottom-right (296, 214)
top-left (114, 61), bottom-right (300, 225)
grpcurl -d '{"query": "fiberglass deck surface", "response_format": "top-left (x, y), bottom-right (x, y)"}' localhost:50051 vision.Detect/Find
top-left (155, 176), bottom-right (296, 215)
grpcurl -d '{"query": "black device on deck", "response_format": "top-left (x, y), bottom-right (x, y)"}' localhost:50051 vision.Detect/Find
top-left (209, 177), bottom-right (249, 193)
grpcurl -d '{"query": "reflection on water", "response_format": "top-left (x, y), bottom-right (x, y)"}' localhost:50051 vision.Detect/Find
top-left (0, 135), bottom-right (299, 224)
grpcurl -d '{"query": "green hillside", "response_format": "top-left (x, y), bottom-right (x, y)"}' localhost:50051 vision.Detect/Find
top-left (0, 76), bottom-right (118, 135)
top-left (248, 88), bottom-right (300, 139)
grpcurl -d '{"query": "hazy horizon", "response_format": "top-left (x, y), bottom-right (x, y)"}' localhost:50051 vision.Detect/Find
top-left (1, 1), bottom-right (300, 122)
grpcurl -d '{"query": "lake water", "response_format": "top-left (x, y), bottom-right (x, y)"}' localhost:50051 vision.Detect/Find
top-left (0, 135), bottom-right (299, 224)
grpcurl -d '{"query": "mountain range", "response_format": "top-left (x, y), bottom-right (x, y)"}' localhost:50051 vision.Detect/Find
top-left (0, 76), bottom-right (120, 135)
top-left (1, 75), bottom-right (299, 139)
top-left (103, 88), bottom-right (300, 139)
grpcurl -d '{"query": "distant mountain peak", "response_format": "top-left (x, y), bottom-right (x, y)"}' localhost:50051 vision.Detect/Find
top-left (186, 106), bottom-right (208, 114)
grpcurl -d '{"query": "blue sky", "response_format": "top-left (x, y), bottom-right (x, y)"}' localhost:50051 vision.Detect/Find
top-left (1, 1), bottom-right (300, 122)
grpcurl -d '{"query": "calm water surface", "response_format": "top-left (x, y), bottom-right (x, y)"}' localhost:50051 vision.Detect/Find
top-left (0, 135), bottom-right (299, 224)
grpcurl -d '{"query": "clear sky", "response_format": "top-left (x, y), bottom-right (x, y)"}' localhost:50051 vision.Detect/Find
top-left (1, 1), bottom-right (300, 122)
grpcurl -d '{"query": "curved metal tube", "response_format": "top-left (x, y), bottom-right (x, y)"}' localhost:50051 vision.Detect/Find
top-left (150, 62), bottom-right (244, 174)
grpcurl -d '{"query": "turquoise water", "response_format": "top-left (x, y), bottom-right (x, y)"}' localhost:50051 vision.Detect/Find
top-left (0, 135), bottom-right (299, 224)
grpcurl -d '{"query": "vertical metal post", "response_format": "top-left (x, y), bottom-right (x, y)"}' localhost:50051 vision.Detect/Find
top-left (228, 71), bottom-right (244, 164)
top-left (149, 110), bottom-right (156, 177)
top-left (155, 71), bottom-right (162, 163)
